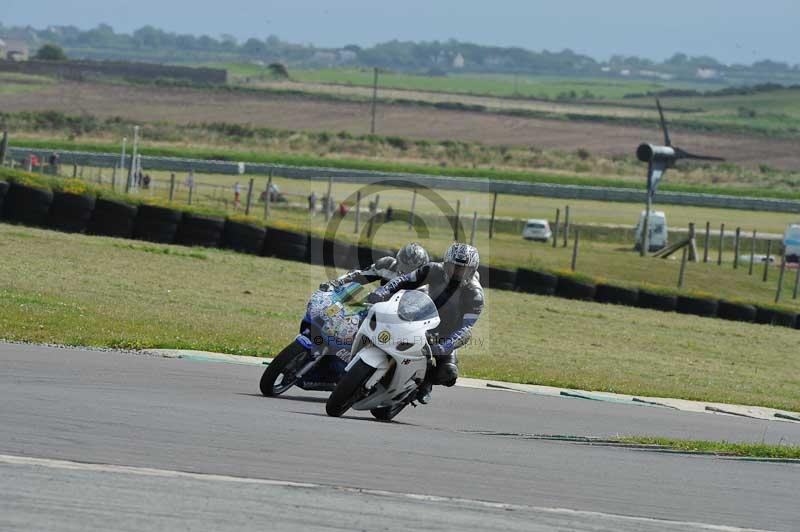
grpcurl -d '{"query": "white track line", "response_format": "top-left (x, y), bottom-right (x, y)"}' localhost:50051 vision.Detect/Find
top-left (0, 453), bottom-right (772, 532)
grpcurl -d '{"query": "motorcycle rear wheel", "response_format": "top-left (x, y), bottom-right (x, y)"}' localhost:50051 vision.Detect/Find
top-left (370, 403), bottom-right (407, 422)
top-left (326, 360), bottom-right (375, 417)
top-left (260, 342), bottom-right (309, 397)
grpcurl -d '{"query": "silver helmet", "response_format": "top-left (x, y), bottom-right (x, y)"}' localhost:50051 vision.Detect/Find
top-left (443, 243), bottom-right (480, 285)
top-left (396, 242), bottom-right (430, 274)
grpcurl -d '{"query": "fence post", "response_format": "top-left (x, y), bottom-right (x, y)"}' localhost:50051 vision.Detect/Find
top-left (264, 171), bottom-right (273, 220)
top-left (716, 223), bottom-right (725, 265)
top-left (563, 205), bottom-right (570, 247)
top-left (188, 184), bottom-right (194, 205)
top-left (354, 190), bottom-right (361, 234)
top-left (749, 230), bottom-right (756, 275)
top-left (0, 131), bottom-right (7, 165)
top-left (111, 165), bottom-right (117, 191)
top-left (763, 240), bottom-right (772, 282)
top-left (703, 221), bottom-right (710, 263)
top-left (793, 264), bottom-right (800, 300)
top-left (678, 246), bottom-right (688, 288)
top-left (488, 191), bottom-right (498, 240)
top-left (408, 188), bottom-right (417, 230)
top-left (775, 255), bottom-right (787, 303)
top-left (72, 163), bottom-right (78, 178)
top-left (169, 174), bottom-right (176, 202)
top-left (244, 178), bottom-right (255, 216)
top-left (470, 211), bottom-right (478, 246)
top-left (325, 175), bottom-right (333, 222)
top-left (733, 227), bottom-right (741, 269)
top-left (454, 200), bottom-right (461, 241)
top-left (571, 230), bottom-right (580, 271)
top-left (552, 208), bottom-right (560, 248)
top-left (688, 222), bottom-right (698, 261)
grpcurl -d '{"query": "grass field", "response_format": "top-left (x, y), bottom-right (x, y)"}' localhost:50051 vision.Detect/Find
top-left (1, 223), bottom-right (798, 411)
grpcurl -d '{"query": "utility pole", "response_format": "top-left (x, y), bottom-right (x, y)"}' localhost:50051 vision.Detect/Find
top-left (370, 68), bottom-right (379, 135)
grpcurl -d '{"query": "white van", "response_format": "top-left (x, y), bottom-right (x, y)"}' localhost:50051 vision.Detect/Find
top-left (522, 219), bottom-right (552, 242)
top-left (634, 210), bottom-right (668, 252)
top-left (785, 224), bottom-right (800, 263)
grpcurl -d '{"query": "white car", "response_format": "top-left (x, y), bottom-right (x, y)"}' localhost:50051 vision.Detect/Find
top-left (522, 219), bottom-right (552, 242)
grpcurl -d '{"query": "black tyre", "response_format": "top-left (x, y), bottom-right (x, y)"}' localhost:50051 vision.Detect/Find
top-left (478, 266), bottom-right (516, 291)
top-left (555, 276), bottom-right (597, 301)
top-left (221, 220), bottom-right (266, 254)
top-left (176, 213), bottom-right (225, 248)
top-left (676, 296), bottom-right (718, 318)
top-left (273, 242), bottom-right (310, 262)
top-left (595, 284), bottom-right (639, 306)
top-left (47, 192), bottom-right (96, 233)
top-left (2, 183), bottom-right (53, 226)
top-left (88, 198), bottom-right (138, 238)
top-left (356, 246), bottom-right (392, 269)
top-left (717, 301), bottom-right (757, 323)
top-left (638, 290), bottom-right (677, 312)
top-left (326, 359), bottom-right (376, 417)
top-left (755, 307), bottom-right (797, 328)
top-left (134, 205), bottom-right (182, 243)
top-left (263, 228), bottom-right (308, 257)
top-left (516, 269), bottom-right (558, 295)
top-left (370, 403), bottom-right (407, 422)
top-left (0, 181), bottom-right (8, 213)
top-left (260, 342), bottom-right (310, 397)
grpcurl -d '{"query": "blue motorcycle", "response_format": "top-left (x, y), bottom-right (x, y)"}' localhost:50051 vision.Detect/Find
top-left (260, 282), bottom-right (369, 397)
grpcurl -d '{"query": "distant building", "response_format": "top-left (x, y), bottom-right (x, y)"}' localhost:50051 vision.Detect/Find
top-left (4, 39), bottom-right (29, 61)
top-left (696, 67), bottom-right (719, 80)
top-left (452, 53), bottom-right (465, 69)
top-left (337, 50), bottom-right (357, 64)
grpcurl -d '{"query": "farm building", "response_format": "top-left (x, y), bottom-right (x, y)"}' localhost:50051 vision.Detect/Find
top-left (3, 39), bottom-right (30, 61)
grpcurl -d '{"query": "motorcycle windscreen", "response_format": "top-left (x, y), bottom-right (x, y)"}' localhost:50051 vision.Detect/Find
top-left (397, 290), bottom-right (438, 322)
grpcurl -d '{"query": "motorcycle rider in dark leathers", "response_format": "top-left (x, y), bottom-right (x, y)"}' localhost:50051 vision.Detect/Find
top-left (366, 243), bottom-right (483, 403)
top-left (319, 242), bottom-right (430, 291)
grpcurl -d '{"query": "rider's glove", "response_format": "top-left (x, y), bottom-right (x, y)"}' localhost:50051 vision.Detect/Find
top-left (367, 288), bottom-right (390, 304)
top-left (430, 338), bottom-right (455, 358)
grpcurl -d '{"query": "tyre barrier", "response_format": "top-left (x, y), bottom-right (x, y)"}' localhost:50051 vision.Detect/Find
top-left (755, 307), bottom-right (797, 328)
top-left (2, 183), bottom-right (53, 227)
top-left (309, 237), bottom-right (358, 270)
top-left (595, 284), bottom-right (640, 306)
top-left (134, 205), bottom-right (183, 244)
top-left (676, 296), bottom-right (718, 318)
top-left (262, 228), bottom-right (308, 258)
top-left (356, 246), bottom-right (394, 270)
top-left (515, 268), bottom-right (557, 295)
top-left (221, 220), bottom-right (266, 255)
top-left (176, 213), bottom-right (225, 248)
top-left (47, 192), bottom-right (96, 233)
top-left (555, 276), bottom-right (597, 301)
top-left (717, 301), bottom-right (758, 323)
top-left (478, 265), bottom-right (517, 291)
top-left (0, 181), bottom-right (8, 213)
top-left (637, 290), bottom-right (678, 312)
top-left (88, 198), bottom-right (138, 238)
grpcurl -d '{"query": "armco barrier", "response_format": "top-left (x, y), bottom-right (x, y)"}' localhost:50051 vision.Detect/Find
top-left (10, 147), bottom-right (800, 214)
top-left (0, 177), bottom-right (796, 331)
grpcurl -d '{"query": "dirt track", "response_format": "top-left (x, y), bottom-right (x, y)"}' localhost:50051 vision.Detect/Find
top-left (2, 81), bottom-right (799, 170)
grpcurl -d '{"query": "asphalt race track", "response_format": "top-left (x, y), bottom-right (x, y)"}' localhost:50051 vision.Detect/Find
top-left (1, 343), bottom-right (799, 531)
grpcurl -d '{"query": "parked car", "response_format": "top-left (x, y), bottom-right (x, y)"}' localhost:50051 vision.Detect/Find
top-left (634, 210), bottom-right (668, 252)
top-left (522, 219), bottom-right (552, 242)
top-left (784, 223), bottom-right (800, 263)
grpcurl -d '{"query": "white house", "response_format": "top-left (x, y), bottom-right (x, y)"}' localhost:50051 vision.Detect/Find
top-left (4, 39), bottom-right (29, 61)
top-left (452, 53), bottom-right (465, 69)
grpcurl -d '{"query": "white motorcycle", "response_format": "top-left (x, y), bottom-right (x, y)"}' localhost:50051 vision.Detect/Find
top-left (325, 289), bottom-right (440, 421)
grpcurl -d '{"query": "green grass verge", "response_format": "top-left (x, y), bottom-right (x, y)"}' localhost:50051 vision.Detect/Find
top-left (613, 436), bottom-right (800, 459)
top-left (1, 223), bottom-right (799, 411)
top-left (10, 137), bottom-right (800, 201)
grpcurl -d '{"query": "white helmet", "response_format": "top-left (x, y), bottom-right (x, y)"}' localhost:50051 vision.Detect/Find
top-left (443, 243), bottom-right (479, 285)
top-left (396, 242), bottom-right (430, 274)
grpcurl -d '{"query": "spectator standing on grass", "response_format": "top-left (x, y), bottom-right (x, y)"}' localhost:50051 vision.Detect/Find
top-left (234, 182), bottom-right (242, 210)
top-left (143, 174), bottom-right (151, 189)
top-left (48, 152), bottom-right (60, 175)
top-left (385, 205), bottom-right (394, 222)
top-left (339, 201), bottom-right (349, 217)
top-left (308, 191), bottom-right (318, 216)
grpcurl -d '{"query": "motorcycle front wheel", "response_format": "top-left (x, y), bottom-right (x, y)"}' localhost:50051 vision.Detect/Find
top-left (260, 342), bottom-right (309, 397)
top-left (326, 359), bottom-right (375, 417)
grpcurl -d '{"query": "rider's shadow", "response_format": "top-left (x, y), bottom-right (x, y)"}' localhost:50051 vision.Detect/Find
top-left (291, 410), bottom-right (420, 426)
top-left (237, 392), bottom-right (327, 404)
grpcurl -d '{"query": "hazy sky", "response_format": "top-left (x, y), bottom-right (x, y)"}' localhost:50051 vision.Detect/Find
top-left (3, 0), bottom-right (798, 64)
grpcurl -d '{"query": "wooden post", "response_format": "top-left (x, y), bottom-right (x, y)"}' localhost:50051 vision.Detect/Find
top-left (749, 230), bottom-right (756, 275)
top-left (793, 264), bottom-right (800, 300)
top-left (354, 190), bottom-right (361, 234)
top-left (72, 163), bottom-right (78, 178)
top-left (470, 211), bottom-right (478, 246)
top-left (571, 230), bottom-right (580, 271)
top-left (325, 175), bottom-right (333, 222)
top-left (678, 246), bottom-right (688, 288)
top-left (370, 67), bottom-right (379, 135)
top-left (0, 131), bottom-right (7, 165)
top-left (188, 184), bottom-right (194, 205)
top-left (169, 173), bottom-right (176, 202)
top-left (488, 192), bottom-right (498, 240)
top-left (244, 178), bottom-right (255, 216)
top-left (733, 227), bottom-right (741, 269)
top-left (563, 205), bottom-right (570, 247)
top-left (111, 165), bottom-right (117, 191)
top-left (775, 255), bottom-right (787, 303)
top-left (688, 222), bottom-right (698, 262)
top-left (716, 223), bottom-right (725, 265)
top-left (366, 214), bottom-right (374, 239)
top-left (703, 221), bottom-right (710, 263)
top-left (264, 171), bottom-right (273, 220)
top-left (454, 200), bottom-right (461, 241)
top-left (552, 208), bottom-right (560, 248)
top-left (763, 240), bottom-right (772, 282)
top-left (408, 188), bottom-right (417, 230)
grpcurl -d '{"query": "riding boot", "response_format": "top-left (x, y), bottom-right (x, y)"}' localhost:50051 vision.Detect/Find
top-left (434, 352), bottom-right (459, 387)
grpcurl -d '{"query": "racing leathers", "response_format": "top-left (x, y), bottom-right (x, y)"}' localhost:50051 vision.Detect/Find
top-left (368, 262), bottom-right (484, 387)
